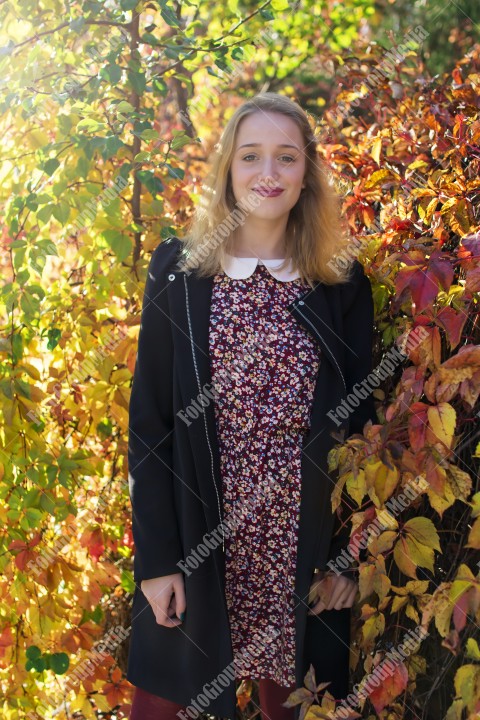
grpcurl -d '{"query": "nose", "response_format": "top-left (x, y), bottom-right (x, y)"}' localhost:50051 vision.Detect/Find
top-left (258, 159), bottom-right (281, 188)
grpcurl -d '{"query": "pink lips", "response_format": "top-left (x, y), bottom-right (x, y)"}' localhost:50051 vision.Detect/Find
top-left (253, 187), bottom-right (284, 197)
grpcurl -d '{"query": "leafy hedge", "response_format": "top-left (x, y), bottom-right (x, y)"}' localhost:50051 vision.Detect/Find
top-left (0, 2), bottom-right (479, 718)
top-left (286, 43), bottom-right (480, 720)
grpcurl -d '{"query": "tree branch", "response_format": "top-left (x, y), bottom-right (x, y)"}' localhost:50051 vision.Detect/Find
top-left (11, 18), bottom-right (130, 54)
top-left (129, 12), bottom-right (143, 274)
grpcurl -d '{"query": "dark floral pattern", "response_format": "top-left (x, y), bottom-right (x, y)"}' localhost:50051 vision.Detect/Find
top-left (208, 262), bottom-right (321, 686)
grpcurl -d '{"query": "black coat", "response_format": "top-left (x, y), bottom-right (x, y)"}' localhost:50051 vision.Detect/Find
top-left (126, 236), bottom-right (377, 719)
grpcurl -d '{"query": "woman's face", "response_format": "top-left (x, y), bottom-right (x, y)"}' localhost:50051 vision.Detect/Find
top-left (229, 111), bottom-right (307, 220)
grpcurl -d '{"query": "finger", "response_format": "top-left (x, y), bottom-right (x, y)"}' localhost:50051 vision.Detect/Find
top-left (154, 604), bottom-right (182, 627)
top-left (325, 578), bottom-right (349, 610)
top-left (149, 587), bottom-right (182, 627)
top-left (308, 579), bottom-right (332, 615)
top-left (308, 597), bottom-right (326, 615)
top-left (335, 582), bottom-right (358, 610)
top-left (173, 577), bottom-right (186, 620)
top-left (332, 580), bottom-right (358, 610)
top-left (167, 591), bottom-right (177, 615)
top-left (318, 580), bottom-right (335, 609)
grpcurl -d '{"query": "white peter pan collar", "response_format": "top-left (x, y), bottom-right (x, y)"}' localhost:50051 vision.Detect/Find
top-left (221, 253), bottom-right (301, 281)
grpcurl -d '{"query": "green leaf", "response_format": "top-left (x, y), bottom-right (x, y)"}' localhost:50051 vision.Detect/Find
top-left (127, 70), bottom-right (146, 95)
top-left (102, 135), bottom-right (124, 160)
top-left (24, 488), bottom-right (41, 508)
top-left (171, 130), bottom-right (191, 150)
top-left (49, 652), bottom-right (70, 674)
top-left (26, 645), bottom-right (42, 660)
top-left (102, 230), bottom-right (132, 261)
top-left (160, 6), bottom-right (181, 27)
top-left (26, 657), bottom-right (47, 672)
top-left (136, 170), bottom-right (164, 196)
top-left (134, 151), bottom-right (150, 162)
top-left (140, 129), bottom-right (159, 141)
top-left (260, 8), bottom-right (274, 19)
top-left (165, 164), bottom-right (184, 180)
top-left (39, 493), bottom-right (56, 515)
top-left (153, 78), bottom-right (168, 96)
top-left (115, 100), bottom-right (136, 115)
top-left (51, 202), bottom-right (70, 224)
top-left (36, 205), bottom-right (53, 224)
top-left (100, 63), bottom-right (122, 85)
top-left (76, 155), bottom-right (90, 179)
top-left (121, 568), bottom-right (136, 593)
top-left (25, 507), bottom-right (43, 527)
top-left (46, 328), bottom-right (62, 351)
top-left (77, 118), bottom-right (107, 133)
top-left (42, 158), bottom-right (60, 176)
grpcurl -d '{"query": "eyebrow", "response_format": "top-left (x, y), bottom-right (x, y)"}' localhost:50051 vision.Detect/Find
top-left (236, 143), bottom-right (300, 150)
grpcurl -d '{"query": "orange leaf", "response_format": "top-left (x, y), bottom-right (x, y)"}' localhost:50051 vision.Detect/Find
top-left (368, 661), bottom-right (409, 712)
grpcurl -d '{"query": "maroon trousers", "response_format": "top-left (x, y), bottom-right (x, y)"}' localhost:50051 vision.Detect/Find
top-left (130, 678), bottom-right (297, 719)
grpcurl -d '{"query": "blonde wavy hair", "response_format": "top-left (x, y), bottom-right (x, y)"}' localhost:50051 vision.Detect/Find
top-left (175, 92), bottom-right (355, 287)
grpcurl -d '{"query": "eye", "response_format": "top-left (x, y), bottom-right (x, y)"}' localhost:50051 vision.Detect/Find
top-left (241, 154), bottom-right (297, 163)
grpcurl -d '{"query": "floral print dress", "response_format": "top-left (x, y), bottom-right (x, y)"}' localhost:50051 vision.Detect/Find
top-left (208, 257), bottom-right (322, 687)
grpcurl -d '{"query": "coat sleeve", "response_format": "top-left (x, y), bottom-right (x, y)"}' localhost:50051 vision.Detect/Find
top-left (128, 241), bottom-right (183, 583)
top-left (323, 260), bottom-right (377, 576)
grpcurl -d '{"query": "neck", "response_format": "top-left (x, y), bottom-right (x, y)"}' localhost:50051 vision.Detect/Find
top-left (229, 217), bottom-right (288, 258)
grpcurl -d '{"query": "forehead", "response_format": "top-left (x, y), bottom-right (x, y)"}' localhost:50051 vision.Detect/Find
top-left (234, 111), bottom-right (304, 147)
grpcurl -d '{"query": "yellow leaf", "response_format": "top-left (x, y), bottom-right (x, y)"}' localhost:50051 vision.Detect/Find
top-left (359, 564), bottom-right (376, 601)
top-left (346, 469), bottom-right (367, 506)
top-left (391, 579), bottom-right (429, 596)
top-left (331, 472), bottom-right (347, 512)
top-left (364, 460), bottom-right (383, 489)
top-left (466, 638), bottom-right (480, 661)
top-left (372, 572), bottom-right (391, 601)
top-left (391, 595), bottom-right (409, 613)
top-left (364, 169), bottom-right (392, 189)
top-left (454, 664), bottom-right (480, 709)
top-left (434, 590), bottom-right (454, 637)
top-left (393, 520), bottom-right (440, 578)
top-left (374, 464), bottom-right (400, 505)
top-left (446, 464), bottom-right (473, 500)
top-left (470, 492), bottom-right (480, 517)
top-left (426, 403), bottom-right (456, 449)
top-left (405, 603), bottom-right (420, 623)
top-left (394, 536), bottom-right (425, 579)
top-left (371, 136), bottom-right (382, 164)
top-left (426, 480), bottom-right (456, 518)
top-left (403, 517), bottom-right (442, 551)
top-left (362, 611), bottom-right (385, 644)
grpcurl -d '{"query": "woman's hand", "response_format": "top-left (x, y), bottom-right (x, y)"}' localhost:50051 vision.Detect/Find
top-left (307, 569), bottom-right (358, 615)
top-left (140, 573), bottom-right (186, 627)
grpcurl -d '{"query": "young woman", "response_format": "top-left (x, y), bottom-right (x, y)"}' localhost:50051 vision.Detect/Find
top-left (127, 92), bottom-right (377, 720)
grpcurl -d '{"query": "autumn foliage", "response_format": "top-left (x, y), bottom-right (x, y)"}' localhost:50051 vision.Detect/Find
top-left (0, 2), bottom-right (479, 718)
top-left (290, 44), bottom-right (480, 720)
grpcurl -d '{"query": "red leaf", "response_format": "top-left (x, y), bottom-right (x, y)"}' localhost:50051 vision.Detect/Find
top-left (408, 403), bottom-right (429, 452)
top-left (428, 252), bottom-right (454, 292)
top-left (452, 592), bottom-right (469, 633)
top-left (368, 661), bottom-right (409, 713)
top-left (435, 307), bottom-right (467, 350)
top-left (411, 269), bottom-right (442, 312)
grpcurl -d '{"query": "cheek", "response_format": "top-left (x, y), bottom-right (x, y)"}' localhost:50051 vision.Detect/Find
top-left (289, 165), bottom-right (306, 185)
top-left (231, 163), bottom-right (251, 187)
